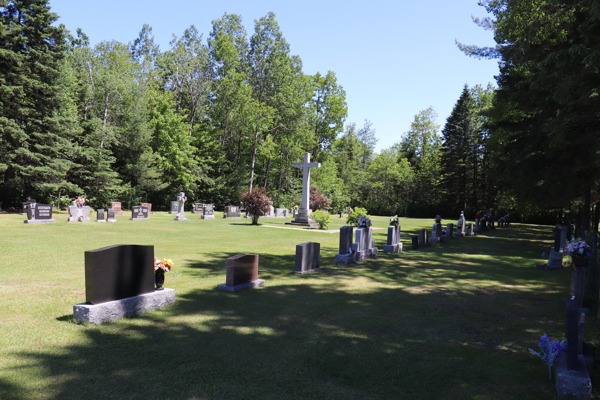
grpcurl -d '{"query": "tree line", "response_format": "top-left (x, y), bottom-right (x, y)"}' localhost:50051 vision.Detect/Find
top-left (3, 0), bottom-right (596, 227)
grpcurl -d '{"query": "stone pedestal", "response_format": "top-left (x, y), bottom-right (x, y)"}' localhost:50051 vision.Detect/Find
top-left (73, 289), bottom-right (176, 324)
top-left (334, 253), bottom-right (354, 265)
top-left (286, 208), bottom-right (319, 228)
top-left (216, 279), bottom-right (264, 292)
top-left (555, 354), bottom-right (592, 399)
top-left (383, 243), bottom-right (402, 253)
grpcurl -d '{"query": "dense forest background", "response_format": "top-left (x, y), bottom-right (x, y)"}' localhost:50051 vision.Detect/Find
top-left (1, 0), bottom-right (599, 227)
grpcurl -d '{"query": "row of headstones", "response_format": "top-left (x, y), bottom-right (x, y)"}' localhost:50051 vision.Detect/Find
top-left (555, 232), bottom-right (593, 397)
top-left (73, 238), bottom-right (323, 323)
top-left (244, 206), bottom-right (290, 219)
top-left (334, 225), bottom-right (379, 264)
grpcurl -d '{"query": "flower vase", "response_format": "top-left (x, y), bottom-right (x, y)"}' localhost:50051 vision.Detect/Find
top-left (573, 257), bottom-right (589, 268)
top-left (155, 269), bottom-right (165, 290)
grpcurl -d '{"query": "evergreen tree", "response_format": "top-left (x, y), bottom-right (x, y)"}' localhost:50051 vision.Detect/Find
top-left (0, 0), bottom-right (78, 206)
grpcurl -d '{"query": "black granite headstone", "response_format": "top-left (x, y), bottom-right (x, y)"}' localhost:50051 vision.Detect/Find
top-left (107, 208), bottom-right (115, 220)
top-left (412, 236), bottom-right (419, 249)
top-left (339, 226), bottom-right (353, 254)
top-left (97, 209), bottom-right (105, 221)
top-left (84, 244), bottom-right (155, 304)
top-left (224, 206), bottom-right (240, 218)
top-left (27, 203), bottom-right (53, 220)
top-left (553, 228), bottom-right (561, 252)
top-left (203, 204), bottom-right (214, 216)
top-left (295, 242), bottom-right (321, 273)
top-left (131, 206), bottom-right (149, 219)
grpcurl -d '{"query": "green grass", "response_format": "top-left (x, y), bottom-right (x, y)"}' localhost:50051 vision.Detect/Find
top-left (0, 211), bottom-right (597, 399)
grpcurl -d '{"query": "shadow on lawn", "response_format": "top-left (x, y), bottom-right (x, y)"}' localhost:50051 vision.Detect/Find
top-left (4, 223), bottom-right (571, 400)
top-left (10, 282), bottom-right (563, 400)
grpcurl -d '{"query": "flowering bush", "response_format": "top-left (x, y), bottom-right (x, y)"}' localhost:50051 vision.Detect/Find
top-left (564, 238), bottom-right (592, 258)
top-left (356, 215), bottom-right (372, 228)
top-left (154, 258), bottom-right (173, 272)
top-left (389, 215), bottom-right (399, 226)
top-left (435, 214), bottom-right (442, 223)
top-left (528, 334), bottom-right (567, 379)
top-left (311, 210), bottom-right (332, 229)
top-left (75, 197), bottom-right (85, 206)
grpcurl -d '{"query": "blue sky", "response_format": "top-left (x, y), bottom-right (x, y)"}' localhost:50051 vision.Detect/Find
top-left (49, 0), bottom-right (499, 152)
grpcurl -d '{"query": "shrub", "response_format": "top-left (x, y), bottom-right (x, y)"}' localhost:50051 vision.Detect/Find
top-left (346, 207), bottom-right (368, 226)
top-left (311, 210), bottom-right (331, 229)
top-left (240, 188), bottom-right (272, 225)
top-left (309, 187), bottom-right (330, 211)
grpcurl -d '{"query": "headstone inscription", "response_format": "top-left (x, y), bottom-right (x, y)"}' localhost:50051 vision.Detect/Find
top-left (130, 206), bottom-right (149, 220)
top-left (72, 244), bottom-right (176, 324)
top-left (286, 152), bottom-right (320, 228)
top-left (201, 204), bottom-right (214, 219)
top-left (107, 208), bottom-right (116, 222)
top-left (383, 225), bottom-right (402, 253)
top-left (96, 209), bottom-right (105, 223)
top-left (174, 192), bottom-right (188, 221)
top-left (335, 226), bottom-right (354, 264)
top-left (295, 242), bottom-right (322, 273)
top-left (192, 203), bottom-right (204, 214)
top-left (216, 254), bottom-right (264, 292)
top-left (111, 202), bottom-right (123, 215)
top-left (24, 203), bottom-right (56, 224)
top-left (22, 197), bottom-right (36, 215)
top-left (169, 201), bottom-right (179, 214)
top-left (68, 201), bottom-right (90, 222)
top-left (223, 206), bottom-right (241, 218)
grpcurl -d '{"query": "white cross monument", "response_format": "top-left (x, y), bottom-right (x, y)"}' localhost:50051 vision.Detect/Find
top-left (174, 192), bottom-right (188, 221)
top-left (286, 152), bottom-right (321, 227)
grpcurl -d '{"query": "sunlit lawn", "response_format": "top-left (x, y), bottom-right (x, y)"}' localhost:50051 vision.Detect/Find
top-left (0, 211), bottom-right (597, 399)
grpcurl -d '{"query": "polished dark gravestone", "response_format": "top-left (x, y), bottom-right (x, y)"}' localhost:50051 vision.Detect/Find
top-left (411, 236), bottom-right (419, 249)
top-left (216, 254), bottom-right (264, 292)
top-left (202, 204), bottom-right (215, 219)
top-left (295, 242), bottom-right (322, 273)
top-left (96, 209), bottom-right (105, 222)
top-left (24, 203), bottom-right (56, 224)
top-left (419, 228), bottom-right (429, 246)
top-left (130, 206), bottom-right (149, 220)
top-left (73, 244), bottom-right (175, 324)
top-left (555, 298), bottom-right (592, 398)
top-left (446, 223), bottom-right (454, 238)
top-left (107, 208), bottom-right (116, 222)
top-left (335, 226), bottom-right (354, 264)
top-left (84, 244), bottom-right (155, 304)
top-left (223, 205), bottom-right (241, 218)
top-left (22, 197), bottom-right (36, 215)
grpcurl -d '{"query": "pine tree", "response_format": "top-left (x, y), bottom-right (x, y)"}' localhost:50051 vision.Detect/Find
top-left (0, 0), bottom-right (77, 206)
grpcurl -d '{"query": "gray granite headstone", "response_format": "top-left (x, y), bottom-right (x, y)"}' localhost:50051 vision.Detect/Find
top-left (295, 242), bottom-right (321, 273)
top-left (355, 227), bottom-right (377, 260)
top-left (201, 204), bottom-right (214, 219)
top-left (224, 206), bottom-right (241, 218)
top-left (68, 202), bottom-right (90, 222)
top-left (384, 226), bottom-right (402, 253)
top-left (107, 208), bottom-right (116, 222)
top-left (169, 201), bottom-right (179, 214)
top-left (446, 223), bottom-right (454, 238)
top-left (419, 229), bottom-right (428, 246)
top-left (339, 226), bottom-right (353, 254)
top-left (24, 203), bottom-right (56, 224)
top-left (571, 265), bottom-right (587, 308)
top-left (467, 223), bottom-right (474, 236)
top-left (130, 206), bottom-right (149, 220)
top-left (411, 236), bottom-right (418, 249)
top-left (96, 209), bottom-right (105, 222)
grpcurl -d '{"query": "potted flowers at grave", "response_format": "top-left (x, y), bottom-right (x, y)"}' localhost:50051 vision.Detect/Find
top-left (389, 215), bottom-right (399, 227)
top-left (356, 215), bottom-right (372, 228)
top-left (564, 238), bottom-right (592, 267)
top-left (75, 197), bottom-right (85, 207)
top-left (153, 258), bottom-right (173, 290)
top-left (528, 334), bottom-right (567, 380)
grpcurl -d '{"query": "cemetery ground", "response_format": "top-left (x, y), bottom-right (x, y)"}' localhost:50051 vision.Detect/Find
top-left (0, 212), bottom-right (599, 400)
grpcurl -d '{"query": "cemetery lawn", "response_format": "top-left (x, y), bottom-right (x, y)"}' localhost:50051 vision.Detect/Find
top-left (1, 211), bottom-right (599, 400)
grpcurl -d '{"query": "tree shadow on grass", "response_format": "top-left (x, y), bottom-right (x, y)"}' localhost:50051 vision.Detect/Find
top-left (10, 279), bottom-right (564, 400)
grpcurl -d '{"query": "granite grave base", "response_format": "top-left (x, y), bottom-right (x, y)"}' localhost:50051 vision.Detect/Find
top-left (216, 279), bottom-right (265, 292)
top-left (24, 219), bottom-right (56, 224)
top-left (554, 354), bottom-right (592, 399)
top-left (383, 243), bottom-right (402, 253)
top-left (201, 215), bottom-right (215, 220)
top-left (73, 288), bottom-right (176, 324)
top-left (334, 253), bottom-right (355, 265)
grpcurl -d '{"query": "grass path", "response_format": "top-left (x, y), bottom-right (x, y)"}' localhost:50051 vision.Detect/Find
top-left (0, 211), bottom-right (597, 399)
